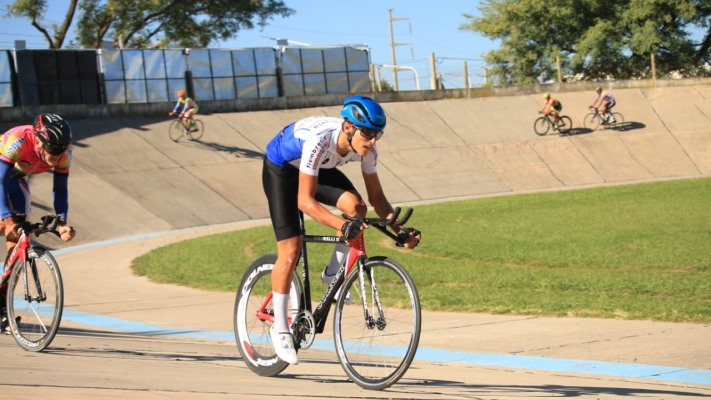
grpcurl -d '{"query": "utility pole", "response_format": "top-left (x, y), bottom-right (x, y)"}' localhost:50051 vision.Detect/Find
top-left (387, 9), bottom-right (411, 91)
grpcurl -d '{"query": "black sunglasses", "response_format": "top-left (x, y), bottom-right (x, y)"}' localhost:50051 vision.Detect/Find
top-left (356, 126), bottom-right (384, 141)
top-left (43, 144), bottom-right (67, 155)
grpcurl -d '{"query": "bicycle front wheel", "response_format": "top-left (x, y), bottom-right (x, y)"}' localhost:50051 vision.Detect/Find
top-left (333, 256), bottom-right (421, 390)
top-left (583, 112), bottom-right (601, 130)
top-left (233, 254), bottom-right (302, 377)
top-left (188, 119), bottom-right (204, 141)
top-left (169, 120), bottom-right (187, 142)
top-left (533, 117), bottom-right (550, 136)
top-left (6, 247), bottom-right (63, 352)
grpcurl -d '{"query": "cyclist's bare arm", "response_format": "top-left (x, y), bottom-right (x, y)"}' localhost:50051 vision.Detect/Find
top-left (362, 172), bottom-right (422, 249)
top-left (362, 171), bottom-right (396, 222)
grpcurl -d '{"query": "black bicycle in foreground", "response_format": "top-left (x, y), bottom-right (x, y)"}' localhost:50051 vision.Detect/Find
top-left (234, 207), bottom-right (421, 390)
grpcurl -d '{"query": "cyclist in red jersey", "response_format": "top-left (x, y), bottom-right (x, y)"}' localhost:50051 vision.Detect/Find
top-left (0, 113), bottom-right (76, 247)
top-left (0, 113), bottom-right (76, 331)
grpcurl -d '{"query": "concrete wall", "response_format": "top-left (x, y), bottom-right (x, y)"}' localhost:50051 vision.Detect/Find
top-left (0, 79), bottom-right (709, 248)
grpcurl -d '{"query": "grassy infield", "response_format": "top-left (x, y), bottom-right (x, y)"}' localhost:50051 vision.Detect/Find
top-left (132, 177), bottom-right (711, 323)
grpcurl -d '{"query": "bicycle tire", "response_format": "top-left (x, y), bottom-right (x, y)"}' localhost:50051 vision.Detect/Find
top-left (168, 120), bottom-right (185, 142)
top-left (583, 112), bottom-right (601, 130)
top-left (611, 112), bottom-right (625, 125)
top-left (557, 116), bottom-right (573, 134)
top-left (233, 254), bottom-right (302, 377)
top-left (188, 119), bottom-right (204, 141)
top-left (333, 256), bottom-right (421, 390)
top-left (533, 117), bottom-right (550, 136)
top-left (6, 247), bottom-right (63, 352)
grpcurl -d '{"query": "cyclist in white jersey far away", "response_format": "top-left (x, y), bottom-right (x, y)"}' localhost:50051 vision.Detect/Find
top-left (261, 95), bottom-right (422, 364)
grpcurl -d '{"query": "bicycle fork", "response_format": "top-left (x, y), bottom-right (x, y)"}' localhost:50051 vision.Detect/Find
top-left (355, 258), bottom-right (387, 331)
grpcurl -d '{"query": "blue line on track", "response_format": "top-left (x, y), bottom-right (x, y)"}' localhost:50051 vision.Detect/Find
top-left (40, 230), bottom-right (711, 387)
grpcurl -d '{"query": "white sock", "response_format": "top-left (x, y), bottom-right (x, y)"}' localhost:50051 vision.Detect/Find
top-left (325, 243), bottom-right (349, 276)
top-left (272, 292), bottom-right (290, 333)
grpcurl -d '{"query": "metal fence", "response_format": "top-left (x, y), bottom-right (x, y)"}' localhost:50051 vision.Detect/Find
top-left (0, 51), bottom-right (12, 107)
top-left (0, 45), bottom-right (372, 108)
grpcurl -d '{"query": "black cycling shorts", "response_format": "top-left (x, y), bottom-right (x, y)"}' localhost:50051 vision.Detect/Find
top-left (262, 157), bottom-right (358, 241)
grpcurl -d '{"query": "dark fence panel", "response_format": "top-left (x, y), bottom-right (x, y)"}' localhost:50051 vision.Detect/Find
top-left (13, 50), bottom-right (100, 106)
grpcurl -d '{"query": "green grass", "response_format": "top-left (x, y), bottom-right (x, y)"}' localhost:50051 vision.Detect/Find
top-left (131, 177), bottom-right (711, 323)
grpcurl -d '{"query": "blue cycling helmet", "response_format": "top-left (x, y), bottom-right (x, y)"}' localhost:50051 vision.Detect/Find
top-left (340, 96), bottom-right (386, 131)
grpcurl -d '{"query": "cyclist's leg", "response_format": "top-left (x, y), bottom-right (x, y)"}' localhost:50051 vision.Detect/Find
top-left (602, 102), bottom-right (611, 118)
top-left (2, 177), bottom-right (30, 251)
top-left (184, 109), bottom-right (195, 130)
top-left (262, 158), bottom-right (302, 364)
top-left (315, 169), bottom-right (364, 278)
top-left (607, 101), bottom-right (617, 122)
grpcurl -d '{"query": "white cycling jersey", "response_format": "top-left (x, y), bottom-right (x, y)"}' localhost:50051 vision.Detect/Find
top-left (265, 116), bottom-right (378, 176)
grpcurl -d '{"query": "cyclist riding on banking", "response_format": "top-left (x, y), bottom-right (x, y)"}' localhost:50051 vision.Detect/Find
top-left (0, 113), bottom-right (76, 332)
top-left (262, 95), bottom-right (422, 364)
top-left (169, 90), bottom-right (199, 132)
top-left (540, 92), bottom-right (564, 128)
top-left (591, 87), bottom-right (617, 124)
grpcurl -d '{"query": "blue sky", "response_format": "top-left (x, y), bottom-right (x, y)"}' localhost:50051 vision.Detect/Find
top-left (0, 1), bottom-right (497, 90)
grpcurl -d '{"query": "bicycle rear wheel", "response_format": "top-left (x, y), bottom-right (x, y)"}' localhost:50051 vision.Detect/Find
top-left (6, 247), bottom-right (63, 352)
top-left (611, 112), bottom-right (624, 125)
top-left (233, 254), bottom-right (302, 377)
top-left (168, 120), bottom-right (185, 142)
top-left (333, 256), bottom-right (421, 390)
top-left (188, 119), bottom-right (204, 141)
top-left (557, 116), bottom-right (573, 134)
top-left (583, 112), bottom-right (601, 130)
top-left (533, 117), bottom-right (550, 136)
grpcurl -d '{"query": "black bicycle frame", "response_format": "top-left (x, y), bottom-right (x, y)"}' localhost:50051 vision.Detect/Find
top-left (296, 212), bottom-right (358, 335)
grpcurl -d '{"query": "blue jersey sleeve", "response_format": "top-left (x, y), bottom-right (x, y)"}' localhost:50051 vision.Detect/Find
top-left (53, 172), bottom-right (69, 220)
top-left (0, 160), bottom-right (15, 219)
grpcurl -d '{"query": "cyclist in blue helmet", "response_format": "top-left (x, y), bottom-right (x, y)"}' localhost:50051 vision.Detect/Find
top-left (262, 95), bottom-right (421, 364)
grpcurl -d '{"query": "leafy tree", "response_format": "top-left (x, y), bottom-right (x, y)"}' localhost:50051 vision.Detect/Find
top-left (4, 0), bottom-right (294, 49)
top-left (461, 0), bottom-right (711, 85)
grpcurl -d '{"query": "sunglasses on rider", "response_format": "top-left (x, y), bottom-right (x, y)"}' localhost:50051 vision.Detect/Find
top-left (43, 144), bottom-right (67, 156)
top-left (355, 126), bottom-right (384, 141)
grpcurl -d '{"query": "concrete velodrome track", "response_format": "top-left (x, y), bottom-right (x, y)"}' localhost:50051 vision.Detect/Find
top-left (0, 84), bottom-right (710, 399)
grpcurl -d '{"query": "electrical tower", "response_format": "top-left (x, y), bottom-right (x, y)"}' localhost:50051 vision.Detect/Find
top-left (387, 9), bottom-right (411, 91)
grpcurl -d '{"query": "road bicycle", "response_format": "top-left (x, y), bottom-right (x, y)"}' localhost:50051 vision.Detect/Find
top-left (534, 112), bottom-right (572, 135)
top-left (168, 116), bottom-right (204, 142)
top-left (0, 215), bottom-right (64, 352)
top-left (233, 207), bottom-right (421, 390)
top-left (583, 106), bottom-right (625, 130)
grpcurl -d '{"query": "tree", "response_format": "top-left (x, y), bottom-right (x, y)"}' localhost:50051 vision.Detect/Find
top-left (5, 0), bottom-right (79, 49)
top-left (460, 0), bottom-right (711, 85)
top-left (4, 0), bottom-right (294, 49)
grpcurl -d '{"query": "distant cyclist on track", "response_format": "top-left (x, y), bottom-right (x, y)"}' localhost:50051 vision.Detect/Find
top-left (169, 90), bottom-right (199, 132)
top-left (591, 87), bottom-right (617, 124)
top-left (261, 95), bottom-right (421, 364)
top-left (539, 92), bottom-right (564, 129)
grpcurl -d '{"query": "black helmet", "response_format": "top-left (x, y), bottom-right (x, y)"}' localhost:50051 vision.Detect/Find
top-left (34, 113), bottom-right (72, 155)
